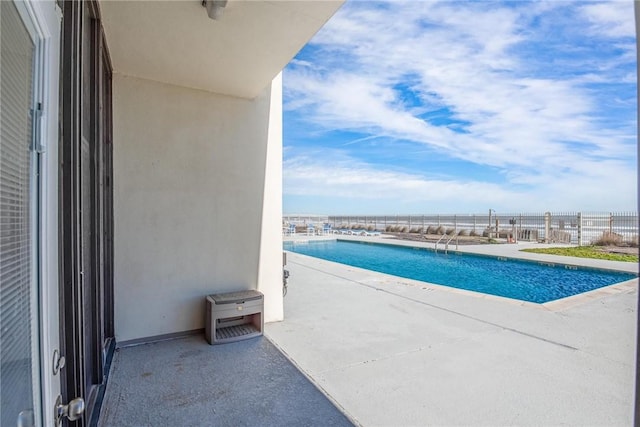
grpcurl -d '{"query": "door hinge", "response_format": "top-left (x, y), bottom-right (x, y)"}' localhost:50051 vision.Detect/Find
top-left (30, 103), bottom-right (45, 153)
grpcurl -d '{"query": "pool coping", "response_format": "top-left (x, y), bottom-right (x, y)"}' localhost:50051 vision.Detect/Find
top-left (283, 234), bottom-right (639, 312)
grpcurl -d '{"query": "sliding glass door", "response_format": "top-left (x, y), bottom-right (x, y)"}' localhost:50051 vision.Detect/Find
top-left (0, 1), bottom-right (42, 426)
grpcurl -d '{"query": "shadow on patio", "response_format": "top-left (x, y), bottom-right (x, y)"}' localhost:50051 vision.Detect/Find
top-left (98, 335), bottom-right (353, 426)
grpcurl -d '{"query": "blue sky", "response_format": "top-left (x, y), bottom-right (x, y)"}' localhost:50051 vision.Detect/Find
top-left (282, 0), bottom-right (637, 215)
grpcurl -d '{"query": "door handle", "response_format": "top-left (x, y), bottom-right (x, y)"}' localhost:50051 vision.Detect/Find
top-left (55, 395), bottom-right (85, 426)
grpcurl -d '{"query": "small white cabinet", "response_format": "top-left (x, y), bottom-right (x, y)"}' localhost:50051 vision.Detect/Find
top-left (205, 290), bottom-right (264, 345)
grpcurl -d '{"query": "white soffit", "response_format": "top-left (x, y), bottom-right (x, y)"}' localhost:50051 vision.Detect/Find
top-left (99, 0), bottom-right (343, 99)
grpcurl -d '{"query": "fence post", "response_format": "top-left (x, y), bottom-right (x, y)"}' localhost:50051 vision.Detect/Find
top-left (544, 212), bottom-right (551, 243)
top-left (437, 215), bottom-right (441, 226)
top-left (454, 214), bottom-right (457, 232)
top-left (609, 212), bottom-right (613, 235)
top-left (518, 214), bottom-right (522, 239)
top-left (473, 215), bottom-right (476, 232)
top-left (577, 212), bottom-right (583, 246)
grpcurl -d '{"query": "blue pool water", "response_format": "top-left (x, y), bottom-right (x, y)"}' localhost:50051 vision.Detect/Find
top-left (283, 240), bottom-right (636, 303)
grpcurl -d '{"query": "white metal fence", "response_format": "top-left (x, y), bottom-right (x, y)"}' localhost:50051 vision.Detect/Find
top-left (283, 212), bottom-right (638, 246)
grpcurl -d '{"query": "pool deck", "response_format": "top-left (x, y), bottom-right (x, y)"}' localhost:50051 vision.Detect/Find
top-left (269, 235), bottom-right (638, 426)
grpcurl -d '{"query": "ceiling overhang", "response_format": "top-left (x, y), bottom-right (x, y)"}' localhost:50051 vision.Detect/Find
top-left (99, 0), bottom-right (344, 99)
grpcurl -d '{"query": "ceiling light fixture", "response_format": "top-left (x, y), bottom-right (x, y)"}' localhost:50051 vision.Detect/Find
top-left (202, 0), bottom-right (228, 20)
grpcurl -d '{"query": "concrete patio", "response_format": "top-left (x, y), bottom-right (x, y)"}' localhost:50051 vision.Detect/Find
top-left (268, 236), bottom-right (637, 426)
top-left (99, 335), bottom-right (353, 426)
top-left (98, 236), bottom-right (636, 426)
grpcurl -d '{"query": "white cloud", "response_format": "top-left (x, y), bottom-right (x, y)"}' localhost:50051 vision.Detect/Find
top-left (284, 0), bottom-right (637, 213)
top-left (284, 151), bottom-right (518, 211)
top-left (284, 149), bottom-right (637, 214)
top-left (283, 154), bottom-right (638, 214)
top-left (580, 1), bottom-right (636, 38)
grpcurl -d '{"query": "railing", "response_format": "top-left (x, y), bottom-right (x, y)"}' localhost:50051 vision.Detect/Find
top-left (444, 235), bottom-right (458, 253)
top-left (434, 234), bottom-right (447, 253)
top-left (282, 214), bottom-right (329, 227)
top-left (316, 212), bottom-right (638, 246)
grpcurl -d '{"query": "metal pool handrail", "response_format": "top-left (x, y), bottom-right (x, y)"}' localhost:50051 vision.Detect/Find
top-left (434, 234), bottom-right (447, 253)
top-left (444, 235), bottom-right (458, 254)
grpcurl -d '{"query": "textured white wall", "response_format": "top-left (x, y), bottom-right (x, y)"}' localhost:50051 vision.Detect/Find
top-left (257, 73), bottom-right (284, 322)
top-left (113, 74), bottom-right (280, 342)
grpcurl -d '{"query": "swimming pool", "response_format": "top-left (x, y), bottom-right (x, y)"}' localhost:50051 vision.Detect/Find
top-left (283, 240), bottom-right (636, 303)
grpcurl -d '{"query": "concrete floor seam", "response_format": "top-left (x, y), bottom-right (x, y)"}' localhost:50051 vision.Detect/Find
top-left (290, 259), bottom-right (579, 352)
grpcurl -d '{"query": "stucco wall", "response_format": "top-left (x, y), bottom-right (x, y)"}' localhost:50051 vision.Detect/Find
top-left (113, 74), bottom-right (282, 343)
top-left (257, 73), bottom-right (284, 322)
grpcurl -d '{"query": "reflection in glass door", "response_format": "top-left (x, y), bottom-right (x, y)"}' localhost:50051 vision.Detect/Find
top-left (0, 1), bottom-right (42, 426)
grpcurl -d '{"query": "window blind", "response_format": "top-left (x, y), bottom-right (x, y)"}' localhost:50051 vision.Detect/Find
top-left (0, 1), bottom-right (37, 425)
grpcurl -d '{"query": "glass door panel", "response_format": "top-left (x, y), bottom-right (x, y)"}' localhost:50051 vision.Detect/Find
top-left (0, 1), bottom-right (41, 426)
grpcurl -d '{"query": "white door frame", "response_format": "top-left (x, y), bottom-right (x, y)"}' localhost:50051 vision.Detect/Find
top-left (13, 1), bottom-right (62, 425)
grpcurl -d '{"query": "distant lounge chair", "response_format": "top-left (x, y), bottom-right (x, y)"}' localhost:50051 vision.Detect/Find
top-left (283, 223), bottom-right (295, 236)
top-left (306, 224), bottom-right (316, 236)
top-left (346, 229), bottom-right (381, 237)
top-left (322, 223), bottom-right (332, 235)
